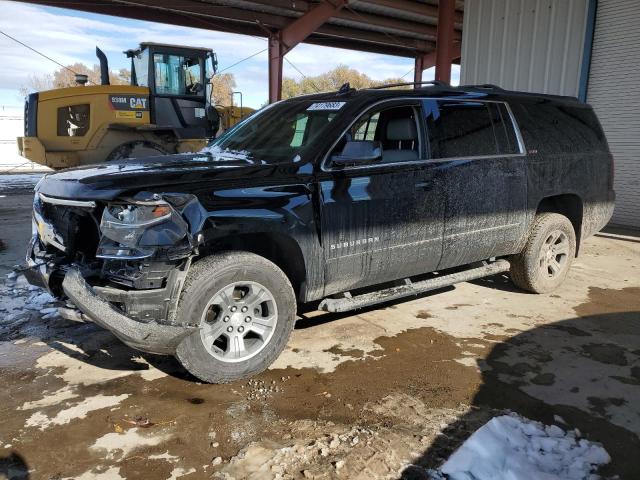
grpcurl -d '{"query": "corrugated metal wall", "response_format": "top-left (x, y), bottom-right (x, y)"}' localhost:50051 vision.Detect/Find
top-left (587, 0), bottom-right (640, 228)
top-left (461, 0), bottom-right (590, 97)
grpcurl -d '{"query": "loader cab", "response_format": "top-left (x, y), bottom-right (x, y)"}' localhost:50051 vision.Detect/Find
top-left (126, 42), bottom-right (218, 138)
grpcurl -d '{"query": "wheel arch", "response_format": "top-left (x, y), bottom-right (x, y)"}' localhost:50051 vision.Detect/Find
top-left (197, 232), bottom-right (308, 301)
top-left (535, 193), bottom-right (583, 255)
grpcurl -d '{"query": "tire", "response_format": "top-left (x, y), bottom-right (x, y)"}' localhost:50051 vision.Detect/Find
top-left (175, 252), bottom-right (296, 383)
top-left (106, 141), bottom-right (167, 161)
top-left (510, 213), bottom-right (576, 294)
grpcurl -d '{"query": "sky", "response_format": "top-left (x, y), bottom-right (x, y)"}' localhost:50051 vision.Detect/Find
top-left (0, 1), bottom-right (459, 108)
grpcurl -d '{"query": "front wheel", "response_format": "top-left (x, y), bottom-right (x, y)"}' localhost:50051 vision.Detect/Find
top-left (510, 213), bottom-right (576, 293)
top-left (175, 252), bottom-right (296, 383)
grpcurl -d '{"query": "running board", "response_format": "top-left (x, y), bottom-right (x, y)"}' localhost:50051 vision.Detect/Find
top-left (319, 259), bottom-right (511, 313)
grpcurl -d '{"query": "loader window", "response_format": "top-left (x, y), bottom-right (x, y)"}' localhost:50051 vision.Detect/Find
top-left (153, 53), bottom-right (202, 96)
top-left (132, 49), bottom-right (149, 87)
top-left (57, 104), bottom-right (89, 137)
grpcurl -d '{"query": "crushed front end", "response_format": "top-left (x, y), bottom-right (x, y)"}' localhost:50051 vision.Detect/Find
top-left (24, 190), bottom-right (205, 354)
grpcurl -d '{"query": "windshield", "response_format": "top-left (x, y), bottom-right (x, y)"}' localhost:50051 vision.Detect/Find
top-left (202, 100), bottom-right (343, 164)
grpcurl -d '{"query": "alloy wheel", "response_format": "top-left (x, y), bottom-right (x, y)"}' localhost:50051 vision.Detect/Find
top-left (199, 281), bottom-right (278, 363)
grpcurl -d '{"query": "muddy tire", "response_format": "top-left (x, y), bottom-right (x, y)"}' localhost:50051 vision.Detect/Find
top-left (510, 213), bottom-right (576, 294)
top-left (175, 252), bottom-right (296, 383)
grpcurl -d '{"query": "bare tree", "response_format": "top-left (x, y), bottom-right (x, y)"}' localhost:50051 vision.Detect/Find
top-left (19, 62), bottom-right (131, 96)
top-left (210, 73), bottom-right (236, 106)
top-left (282, 65), bottom-right (405, 98)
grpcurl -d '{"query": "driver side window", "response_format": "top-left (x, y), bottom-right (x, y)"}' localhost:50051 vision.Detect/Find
top-left (330, 104), bottom-right (422, 167)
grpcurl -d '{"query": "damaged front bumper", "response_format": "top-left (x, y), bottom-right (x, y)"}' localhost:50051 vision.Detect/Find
top-left (24, 238), bottom-right (196, 355)
top-left (62, 267), bottom-right (196, 355)
top-left (23, 190), bottom-right (208, 355)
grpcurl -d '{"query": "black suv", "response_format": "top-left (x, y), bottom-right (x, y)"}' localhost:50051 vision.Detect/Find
top-left (25, 83), bottom-right (615, 383)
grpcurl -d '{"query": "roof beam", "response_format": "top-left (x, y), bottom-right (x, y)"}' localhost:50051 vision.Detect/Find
top-left (269, 0), bottom-right (348, 102)
top-left (355, 0), bottom-right (464, 24)
top-left (277, 0), bottom-right (349, 52)
top-left (240, 0), bottom-right (462, 38)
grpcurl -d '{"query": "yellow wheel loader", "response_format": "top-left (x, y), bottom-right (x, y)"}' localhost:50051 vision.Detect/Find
top-left (17, 43), bottom-right (253, 169)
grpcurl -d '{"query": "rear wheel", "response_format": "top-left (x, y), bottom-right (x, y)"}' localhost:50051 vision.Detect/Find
top-left (175, 252), bottom-right (296, 383)
top-left (510, 213), bottom-right (576, 293)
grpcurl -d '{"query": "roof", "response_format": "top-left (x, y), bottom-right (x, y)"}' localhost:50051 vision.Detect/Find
top-left (285, 82), bottom-right (583, 106)
top-left (22, 0), bottom-right (465, 58)
top-left (138, 42), bottom-right (214, 53)
top-left (125, 42), bottom-right (214, 57)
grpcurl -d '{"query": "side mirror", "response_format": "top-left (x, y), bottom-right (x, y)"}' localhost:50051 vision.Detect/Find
top-left (331, 140), bottom-right (382, 166)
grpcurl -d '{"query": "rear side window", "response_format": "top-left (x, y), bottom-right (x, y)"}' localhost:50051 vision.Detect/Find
top-left (423, 100), bottom-right (520, 159)
top-left (511, 102), bottom-right (608, 154)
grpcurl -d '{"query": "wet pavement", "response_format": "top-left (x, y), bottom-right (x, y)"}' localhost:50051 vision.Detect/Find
top-left (0, 181), bottom-right (639, 478)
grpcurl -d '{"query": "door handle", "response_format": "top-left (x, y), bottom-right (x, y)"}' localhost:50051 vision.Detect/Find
top-left (415, 181), bottom-right (431, 190)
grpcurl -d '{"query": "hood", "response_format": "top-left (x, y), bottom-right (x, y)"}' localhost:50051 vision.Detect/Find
top-left (35, 153), bottom-right (277, 200)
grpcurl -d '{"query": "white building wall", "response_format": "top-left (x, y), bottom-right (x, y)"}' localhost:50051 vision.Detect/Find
top-left (461, 0), bottom-right (590, 97)
top-left (587, 0), bottom-right (640, 228)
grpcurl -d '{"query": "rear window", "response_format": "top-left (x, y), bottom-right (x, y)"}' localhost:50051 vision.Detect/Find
top-left (423, 100), bottom-right (520, 159)
top-left (57, 104), bottom-right (90, 137)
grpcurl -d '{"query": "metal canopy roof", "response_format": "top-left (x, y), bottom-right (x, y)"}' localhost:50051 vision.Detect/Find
top-left (22, 0), bottom-right (464, 58)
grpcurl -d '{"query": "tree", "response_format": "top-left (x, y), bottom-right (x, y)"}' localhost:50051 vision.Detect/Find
top-left (210, 73), bottom-right (236, 106)
top-left (19, 62), bottom-right (131, 96)
top-left (281, 65), bottom-right (405, 98)
top-left (18, 73), bottom-right (54, 97)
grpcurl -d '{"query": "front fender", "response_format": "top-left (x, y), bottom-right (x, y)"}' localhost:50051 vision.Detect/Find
top-left (194, 183), bottom-right (324, 301)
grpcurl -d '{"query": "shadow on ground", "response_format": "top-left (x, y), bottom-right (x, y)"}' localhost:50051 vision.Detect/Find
top-left (0, 452), bottom-right (29, 480)
top-left (401, 310), bottom-right (640, 479)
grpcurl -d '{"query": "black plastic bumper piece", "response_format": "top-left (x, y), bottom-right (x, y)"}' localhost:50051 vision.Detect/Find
top-left (62, 267), bottom-right (195, 355)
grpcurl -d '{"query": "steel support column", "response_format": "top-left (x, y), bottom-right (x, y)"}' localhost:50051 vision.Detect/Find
top-left (268, 36), bottom-right (285, 104)
top-left (268, 0), bottom-right (348, 103)
top-left (435, 0), bottom-right (456, 84)
top-left (413, 46), bottom-right (460, 87)
top-left (413, 55), bottom-right (424, 84)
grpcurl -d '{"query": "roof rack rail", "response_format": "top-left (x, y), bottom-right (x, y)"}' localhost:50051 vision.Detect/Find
top-left (368, 80), bottom-right (449, 90)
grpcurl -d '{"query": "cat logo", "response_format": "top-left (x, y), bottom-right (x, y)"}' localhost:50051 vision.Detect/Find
top-left (129, 97), bottom-right (147, 109)
top-left (109, 95), bottom-right (150, 112)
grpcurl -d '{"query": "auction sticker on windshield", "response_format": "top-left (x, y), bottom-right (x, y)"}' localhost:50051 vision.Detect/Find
top-left (307, 102), bottom-right (346, 111)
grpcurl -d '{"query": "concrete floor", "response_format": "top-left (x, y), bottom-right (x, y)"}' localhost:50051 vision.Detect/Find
top-left (0, 178), bottom-right (639, 479)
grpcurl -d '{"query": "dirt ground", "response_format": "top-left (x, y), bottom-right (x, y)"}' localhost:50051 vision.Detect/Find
top-left (0, 177), bottom-right (639, 479)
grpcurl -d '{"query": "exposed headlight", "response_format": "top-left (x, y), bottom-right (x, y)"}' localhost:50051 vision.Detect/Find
top-left (104, 203), bottom-right (172, 227)
top-left (97, 199), bottom-right (188, 259)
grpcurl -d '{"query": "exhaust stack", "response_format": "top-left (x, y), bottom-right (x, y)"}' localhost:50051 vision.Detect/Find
top-left (96, 46), bottom-right (110, 85)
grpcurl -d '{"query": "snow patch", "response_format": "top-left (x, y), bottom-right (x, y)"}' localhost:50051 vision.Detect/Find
top-left (35, 347), bottom-right (167, 385)
top-left (201, 144), bottom-right (252, 163)
top-left (18, 385), bottom-right (78, 410)
top-left (91, 427), bottom-right (170, 460)
top-left (167, 467), bottom-right (196, 479)
top-left (429, 414), bottom-right (610, 480)
top-left (148, 451), bottom-right (180, 463)
top-left (24, 394), bottom-right (129, 430)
